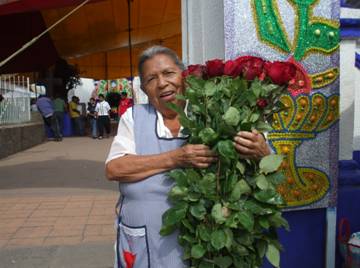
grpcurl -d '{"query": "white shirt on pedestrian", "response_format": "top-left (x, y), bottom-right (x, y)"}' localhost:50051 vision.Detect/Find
top-left (106, 107), bottom-right (186, 163)
top-left (95, 100), bottom-right (111, 116)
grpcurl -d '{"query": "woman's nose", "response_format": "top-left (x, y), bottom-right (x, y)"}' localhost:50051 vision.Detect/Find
top-left (157, 75), bottom-right (168, 88)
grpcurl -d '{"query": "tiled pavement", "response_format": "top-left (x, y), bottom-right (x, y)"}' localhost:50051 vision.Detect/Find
top-left (0, 137), bottom-right (119, 267)
top-left (0, 188), bottom-right (118, 250)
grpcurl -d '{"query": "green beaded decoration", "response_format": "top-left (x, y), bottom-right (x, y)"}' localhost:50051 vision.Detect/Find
top-left (252, 0), bottom-right (291, 54)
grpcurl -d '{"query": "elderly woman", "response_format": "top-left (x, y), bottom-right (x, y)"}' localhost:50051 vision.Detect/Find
top-left (105, 46), bottom-right (270, 268)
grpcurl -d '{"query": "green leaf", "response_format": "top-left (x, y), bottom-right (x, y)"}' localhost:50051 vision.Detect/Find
top-left (250, 80), bottom-right (263, 98)
top-left (224, 228), bottom-right (234, 249)
top-left (237, 211), bottom-right (254, 232)
top-left (249, 113), bottom-right (260, 123)
top-left (214, 256), bottom-right (233, 268)
top-left (199, 261), bottom-right (215, 268)
top-left (211, 203), bottom-right (226, 224)
top-left (267, 171), bottom-right (286, 186)
top-left (223, 107), bottom-right (241, 126)
top-left (229, 180), bottom-right (251, 201)
top-left (162, 203), bottom-right (188, 226)
top-left (199, 127), bottom-right (219, 145)
top-left (197, 224), bottom-right (211, 242)
top-left (191, 244), bottom-right (206, 259)
top-left (198, 173), bottom-right (217, 195)
top-left (159, 224), bottom-right (176, 236)
top-left (255, 174), bottom-right (269, 190)
top-left (244, 200), bottom-right (273, 215)
top-left (259, 217), bottom-right (270, 229)
top-left (205, 81), bottom-right (217, 96)
top-left (182, 219), bottom-right (195, 233)
top-left (266, 244), bottom-right (280, 268)
top-left (259, 154), bottom-right (284, 174)
top-left (255, 121), bottom-right (273, 132)
top-left (211, 229), bottom-right (227, 250)
top-left (217, 140), bottom-right (238, 160)
top-left (269, 212), bottom-right (290, 231)
top-left (169, 185), bottom-right (188, 200)
top-left (236, 161), bottom-right (245, 174)
top-left (254, 189), bottom-right (284, 205)
top-left (256, 239), bottom-right (267, 258)
top-left (169, 169), bottom-right (188, 186)
top-left (190, 202), bottom-right (207, 220)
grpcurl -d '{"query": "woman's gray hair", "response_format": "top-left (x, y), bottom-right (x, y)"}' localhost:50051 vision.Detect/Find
top-left (138, 46), bottom-right (184, 84)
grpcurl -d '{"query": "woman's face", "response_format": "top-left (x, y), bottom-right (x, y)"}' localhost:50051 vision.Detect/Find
top-left (141, 54), bottom-right (185, 117)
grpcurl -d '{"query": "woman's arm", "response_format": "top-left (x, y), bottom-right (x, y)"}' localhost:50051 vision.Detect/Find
top-left (105, 144), bottom-right (216, 182)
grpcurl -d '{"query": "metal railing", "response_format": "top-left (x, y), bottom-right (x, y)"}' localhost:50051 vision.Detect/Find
top-left (0, 75), bottom-right (31, 125)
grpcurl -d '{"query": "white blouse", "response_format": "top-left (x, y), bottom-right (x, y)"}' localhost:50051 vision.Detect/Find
top-left (106, 107), bottom-right (185, 163)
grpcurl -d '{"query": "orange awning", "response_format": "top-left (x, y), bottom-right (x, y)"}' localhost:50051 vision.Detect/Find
top-left (0, 0), bottom-right (182, 79)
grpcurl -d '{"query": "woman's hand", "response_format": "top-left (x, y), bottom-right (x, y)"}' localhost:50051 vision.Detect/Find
top-left (175, 144), bottom-right (217, 168)
top-left (233, 129), bottom-right (271, 160)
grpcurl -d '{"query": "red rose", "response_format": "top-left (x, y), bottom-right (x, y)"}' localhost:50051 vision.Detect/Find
top-left (206, 59), bottom-right (224, 77)
top-left (266, 61), bottom-right (297, 85)
top-left (236, 56), bottom-right (266, 80)
top-left (256, 98), bottom-right (268, 109)
top-left (183, 64), bottom-right (206, 78)
top-left (224, 60), bottom-right (242, 77)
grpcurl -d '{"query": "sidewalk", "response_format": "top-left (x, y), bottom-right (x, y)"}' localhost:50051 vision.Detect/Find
top-left (0, 137), bottom-right (118, 268)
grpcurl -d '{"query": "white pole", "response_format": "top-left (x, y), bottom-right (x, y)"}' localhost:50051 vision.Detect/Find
top-left (326, 207), bottom-right (336, 268)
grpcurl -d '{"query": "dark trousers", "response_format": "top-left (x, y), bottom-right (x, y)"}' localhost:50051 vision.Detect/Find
top-left (97, 116), bottom-right (111, 137)
top-left (43, 115), bottom-right (61, 139)
top-left (71, 117), bottom-right (84, 136)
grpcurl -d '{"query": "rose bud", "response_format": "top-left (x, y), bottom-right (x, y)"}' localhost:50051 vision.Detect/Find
top-left (224, 60), bottom-right (242, 77)
top-left (206, 59), bottom-right (224, 77)
top-left (235, 56), bottom-right (266, 80)
top-left (184, 64), bottom-right (206, 78)
top-left (266, 61), bottom-right (297, 85)
top-left (256, 98), bottom-right (268, 109)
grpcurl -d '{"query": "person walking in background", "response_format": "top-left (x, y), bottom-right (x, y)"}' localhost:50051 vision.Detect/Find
top-left (36, 95), bottom-right (62, 141)
top-left (69, 96), bottom-right (84, 136)
top-left (87, 97), bottom-right (97, 139)
top-left (95, 94), bottom-right (111, 139)
top-left (117, 91), bottom-right (133, 118)
top-left (53, 93), bottom-right (67, 138)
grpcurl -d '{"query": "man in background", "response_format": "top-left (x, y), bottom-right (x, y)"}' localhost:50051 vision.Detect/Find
top-left (36, 95), bottom-right (62, 141)
top-left (95, 94), bottom-right (111, 139)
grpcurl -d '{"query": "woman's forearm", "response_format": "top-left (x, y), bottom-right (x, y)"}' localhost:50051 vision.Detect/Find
top-left (105, 150), bottom-right (180, 183)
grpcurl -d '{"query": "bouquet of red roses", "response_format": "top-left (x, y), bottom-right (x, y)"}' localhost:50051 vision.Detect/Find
top-left (161, 56), bottom-right (298, 268)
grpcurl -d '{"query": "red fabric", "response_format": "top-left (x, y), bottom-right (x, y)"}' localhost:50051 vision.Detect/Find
top-left (118, 98), bottom-right (133, 117)
top-left (123, 251), bottom-right (136, 268)
top-left (0, 0), bottom-right (101, 16)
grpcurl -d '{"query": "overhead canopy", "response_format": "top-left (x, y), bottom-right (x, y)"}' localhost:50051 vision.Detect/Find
top-left (0, 0), bottom-right (182, 79)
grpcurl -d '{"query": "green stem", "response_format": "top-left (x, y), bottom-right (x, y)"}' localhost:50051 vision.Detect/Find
top-left (216, 159), bottom-right (221, 197)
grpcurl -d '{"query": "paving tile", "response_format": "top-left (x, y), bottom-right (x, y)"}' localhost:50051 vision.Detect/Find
top-left (0, 239), bottom-right (8, 249)
top-left (54, 216), bottom-right (88, 227)
top-left (82, 235), bottom-right (114, 243)
top-left (25, 216), bottom-right (58, 227)
top-left (31, 209), bottom-right (63, 218)
top-left (12, 203), bottom-right (40, 210)
top-left (0, 210), bottom-right (33, 219)
top-left (13, 226), bottom-right (52, 238)
top-left (0, 226), bottom-right (20, 235)
top-left (49, 226), bottom-right (84, 237)
top-left (87, 215), bottom-right (115, 225)
top-left (5, 237), bottom-right (44, 248)
top-left (84, 224), bottom-right (115, 236)
top-left (60, 208), bottom-right (91, 217)
top-left (38, 202), bottom-right (67, 210)
top-left (0, 218), bottom-right (26, 228)
top-left (89, 208), bottom-right (114, 216)
top-left (43, 236), bottom-right (82, 246)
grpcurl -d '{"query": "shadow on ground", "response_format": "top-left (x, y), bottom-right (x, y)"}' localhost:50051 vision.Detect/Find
top-left (0, 159), bottom-right (117, 191)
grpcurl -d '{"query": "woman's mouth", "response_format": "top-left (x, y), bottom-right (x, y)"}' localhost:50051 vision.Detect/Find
top-left (159, 91), bottom-right (176, 101)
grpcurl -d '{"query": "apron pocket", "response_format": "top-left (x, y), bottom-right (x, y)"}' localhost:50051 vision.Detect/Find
top-left (116, 219), bottom-right (150, 268)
